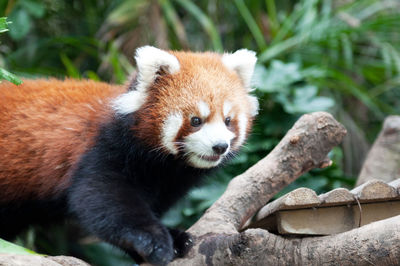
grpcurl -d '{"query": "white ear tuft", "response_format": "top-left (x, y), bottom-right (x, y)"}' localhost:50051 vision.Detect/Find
top-left (112, 46), bottom-right (180, 115)
top-left (135, 46), bottom-right (180, 92)
top-left (222, 49), bottom-right (257, 90)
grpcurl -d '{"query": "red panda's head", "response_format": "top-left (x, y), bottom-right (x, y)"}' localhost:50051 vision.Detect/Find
top-left (112, 46), bottom-right (258, 169)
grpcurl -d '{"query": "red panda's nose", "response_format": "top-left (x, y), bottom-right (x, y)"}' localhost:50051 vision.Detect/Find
top-left (212, 143), bottom-right (228, 155)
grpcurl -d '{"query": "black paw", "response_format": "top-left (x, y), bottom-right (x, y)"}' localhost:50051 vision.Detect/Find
top-left (168, 228), bottom-right (194, 258)
top-left (127, 226), bottom-right (174, 266)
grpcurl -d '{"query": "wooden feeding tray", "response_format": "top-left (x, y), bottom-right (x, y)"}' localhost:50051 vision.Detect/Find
top-left (243, 179), bottom-right (400, 235)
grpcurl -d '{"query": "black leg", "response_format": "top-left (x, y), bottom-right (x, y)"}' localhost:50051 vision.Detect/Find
top-left (68, 173), bottom-right (174, 266)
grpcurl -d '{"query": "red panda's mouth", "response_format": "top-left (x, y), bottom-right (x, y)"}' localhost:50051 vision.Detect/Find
top-left (198, 155), bottom-right (221, 162)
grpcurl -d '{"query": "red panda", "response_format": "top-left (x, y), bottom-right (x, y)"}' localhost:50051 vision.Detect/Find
top-left (0, 46), bottom-right (258, 265)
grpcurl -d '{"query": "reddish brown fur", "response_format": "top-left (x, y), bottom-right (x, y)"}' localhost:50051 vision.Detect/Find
top-left (0, 79), bottom-right (124, 201)
top-left (0, 51), bottom-right (254, 202)
top-left (133, 51), bottom-right (254, 151)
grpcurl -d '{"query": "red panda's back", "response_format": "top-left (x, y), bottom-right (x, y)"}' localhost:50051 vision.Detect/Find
top-left (0, 79), bottom-right (124, 201)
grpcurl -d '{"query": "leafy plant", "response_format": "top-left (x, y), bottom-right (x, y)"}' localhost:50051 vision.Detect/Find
top-left (0, 17), bottom-right (22, 84)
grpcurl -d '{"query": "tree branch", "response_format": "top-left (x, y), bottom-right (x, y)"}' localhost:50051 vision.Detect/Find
top-left (167, 112), bottom-right (355, 265)
top-left (179, 215), bottom-right (400, 265)
top-left (188, 112), bottom-right (346, 237)
top-left (357, 115), bottom-right (400, 185)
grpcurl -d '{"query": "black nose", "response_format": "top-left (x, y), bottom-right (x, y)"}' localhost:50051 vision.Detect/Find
top-left (212, 143), bottom-right (228, 155)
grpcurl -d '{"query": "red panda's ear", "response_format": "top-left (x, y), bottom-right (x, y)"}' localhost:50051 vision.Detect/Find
top-left (135, 46), bottom-right (180, 93)
top-left (112, 46), bottom-right (180, 115)
top-left (222, 49), bottom-right (257, 91)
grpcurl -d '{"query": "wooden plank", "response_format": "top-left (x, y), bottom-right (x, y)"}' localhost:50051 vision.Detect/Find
top-left (245, 179), bottom-right (400, 233)
top-left (255, 188), bottom-right (320, 221)
top-left (244, 213), bottom-right (278, 233)
top-left (277, 201), bottom-right (400, 235)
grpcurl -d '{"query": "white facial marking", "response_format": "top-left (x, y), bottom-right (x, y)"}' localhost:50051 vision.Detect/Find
top-left (112, 46), bottom-right (180, 114)
top-left (223, 101), bottom-right (232, 117)
top-left (185, 120), bottom-right (235, 168)
top-left (161, 112), bottom-right (183, 154)
top-left (234, 113), bottom-right (248, 149)
top-left (187, 154), bottom-right (222, 169)
top-left (198, 101), bottom-right (210, 118)
top-left (247, 95), bottom-right (259, 116)
top-left (222, 49), bottom-right (257, 90)
top-left (112, 90), bottom-right (147, 115)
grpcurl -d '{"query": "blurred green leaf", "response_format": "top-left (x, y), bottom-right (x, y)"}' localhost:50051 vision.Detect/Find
top-left (252, 61), bottom-right (302, 93)
top-left (175, 0), bottom-right (223, 51)
top-left (0, 17), bottom-right (10, 33)
top-left (19, 0), bottom-right (45, 18)
top-left (0, 238), bottom-right (37, 255)
top-left (80, 242), bottom-right (133, 266)
top-left (85, 70), bottom-right (101, 81)
top-left (60, 53), bottom-right (80, 79)
top-left (0, 68), bottom-right (23, 85)
top-left (107, 0), bottom-right (148, 25)
top-left (233, 0), bottom-right (267, 50)
top-left (280, 85), bottom-right (335, 114)
top-left (8, 9), bottom-right (31, 40)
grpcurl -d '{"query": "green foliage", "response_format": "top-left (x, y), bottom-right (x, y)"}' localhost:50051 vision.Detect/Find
top-left (0, 17), bottom-right (22, 84)
top-left (1, 0), bottom-right (399, 264)
top-left (253, 61), bottom-right (335, 113)
top-left (0, 238), bottom-right (37, 255)
top-left (7, 0), bottom-right (45, 40)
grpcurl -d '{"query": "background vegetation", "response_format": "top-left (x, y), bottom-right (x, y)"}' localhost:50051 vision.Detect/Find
top-left (1, 0), bottom-right (399, 264)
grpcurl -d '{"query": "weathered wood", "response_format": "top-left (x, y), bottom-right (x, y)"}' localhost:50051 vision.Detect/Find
top-left (0, 254), bottom-right (89, 266)
top-left (357, 115), bottom-right (400, 185)
top-left (318, 188), bottom-right (354, 206)
top-left (277, 201), bottom-right (400, 235)
top-left (247, 179), bottom-right (400, 235)
top-left (242, 188), bottom-right (320, 231)
top-left (257, 188), bottom-right (320, 216)
top-left (351, 179), bottom-right (398, 202)
top-left (389, 178), bottom-right (400, 194)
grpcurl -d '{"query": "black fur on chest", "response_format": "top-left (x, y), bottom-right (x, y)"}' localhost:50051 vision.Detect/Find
top-left (71, 113), bottom-right (210, 215)
top-left (66, 113), bottom-right (214, 264)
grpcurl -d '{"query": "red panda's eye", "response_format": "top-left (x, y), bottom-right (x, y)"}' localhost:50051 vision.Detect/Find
top-left (191, 117), bottom-right (202, 127)
top-left (225, 117), bottom-right (231, 126)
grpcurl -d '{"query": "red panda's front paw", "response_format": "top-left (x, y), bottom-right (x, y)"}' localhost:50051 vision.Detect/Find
top-left (128, 227), bottom-right (174, 266)
top-left (168, 228), bottom-right (194, 258)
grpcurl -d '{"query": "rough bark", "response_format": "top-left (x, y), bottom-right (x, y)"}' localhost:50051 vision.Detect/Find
top-left (169, 111), bottom-right (400, 266)
top-left (357, 115), bottom-right (400, 186)
top-left (0, 254), bottom-right (89, 266)
top-left (177, 216), bottom-right (400, 266)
